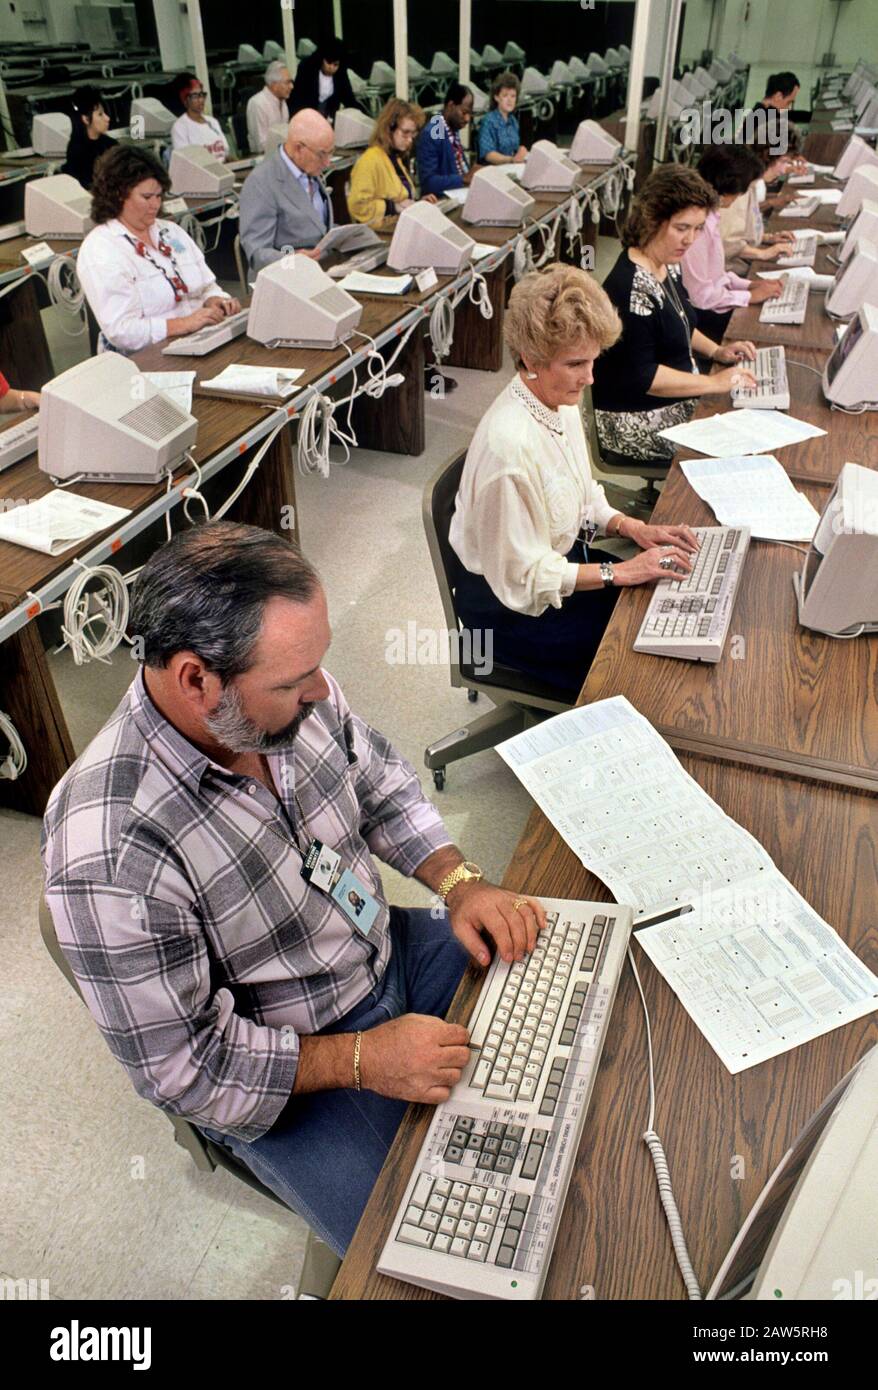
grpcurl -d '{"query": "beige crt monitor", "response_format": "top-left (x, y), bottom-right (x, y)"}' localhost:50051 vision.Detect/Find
top-left (32, 111), bottom-right (72, 157)
top-left (520, 67), bottom-right (549, 97)
top-left (570, 118), bottom-right (622, 164)
top-left (839, 197), bottom-right (878, 262)
top-left (836, 162), bottom-right (878, 219)
top-left (792, 462), bottom-right (878, 637)
top-left (38, 353), bottom-right (197, 484)
top-left (482, 45), bottom-right (504, 66)
top-left (586, 53), bottom-right (608, 75)
top-left (822, 302), bottom-right (878, 409)
top-left (169, 146), bottom-right (235, 197)
top-left (130, 97), bottom-right (176, 137)
top-left (708, 1046), bottom-right (878, 1301)
top-left (463, 167), bottom-right (534, 226)
top-left (568, 56), bottom-right (590, 81)
top-left (369, 60), bottom-right (396, 85)
top-left (247, 256), bottom-right (362, 348)
top-left (386, 202), bottom-right (475, 274)
top-left (333, 108), bottom-right (373, 149)
top-left (549, 61), bottom-right (574, 86)
top-left (646, 81), bottom-right (689, 120)
top-left (521, 140), bottom-right (582, 193)
top-left (25, 174), bottom-right (93, 238)
top-left (825, 237), bottom-right (878, 317)
top-left (833, 133), bottom-right (878, 182)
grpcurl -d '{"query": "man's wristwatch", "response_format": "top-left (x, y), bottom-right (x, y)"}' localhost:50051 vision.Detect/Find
top-left (599, 561), bottom-right (616, 589)
top-left (438, 860), bottom-right (483, 902)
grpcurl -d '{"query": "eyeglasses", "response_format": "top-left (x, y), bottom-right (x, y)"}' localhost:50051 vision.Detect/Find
top-left (187, 90), bottom-right (206, 100)
top-left (295, 140), bottom-right (334, 164)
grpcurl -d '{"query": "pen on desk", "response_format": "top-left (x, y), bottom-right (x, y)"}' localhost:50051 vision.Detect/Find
top-left (634, 904), bottom-right (694, 929)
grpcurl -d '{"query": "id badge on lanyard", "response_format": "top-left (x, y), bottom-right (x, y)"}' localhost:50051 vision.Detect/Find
top-left (300, 839), bottom-right (380, 937)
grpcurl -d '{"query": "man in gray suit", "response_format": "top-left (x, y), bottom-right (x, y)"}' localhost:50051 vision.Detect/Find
top-left (239, 109), bottom-right (335, 273)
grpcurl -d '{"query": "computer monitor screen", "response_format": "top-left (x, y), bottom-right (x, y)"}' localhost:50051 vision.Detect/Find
top-left (826, 311), bottom-right (864, 386)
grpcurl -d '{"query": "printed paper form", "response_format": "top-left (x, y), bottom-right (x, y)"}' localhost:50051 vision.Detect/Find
top-left (497, 698), bottom-right (878, 1071)
top-left (679, 454), bottom-right (820, 540)
top-left (658, 408), bottom-right (826, 458)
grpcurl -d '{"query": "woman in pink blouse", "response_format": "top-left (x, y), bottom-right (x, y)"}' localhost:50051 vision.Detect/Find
top-left (682, 145), bottom-right (785, 343)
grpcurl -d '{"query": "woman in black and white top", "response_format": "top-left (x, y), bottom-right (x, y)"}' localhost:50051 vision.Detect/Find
top-left (592, 165), bottom-right (758, 466)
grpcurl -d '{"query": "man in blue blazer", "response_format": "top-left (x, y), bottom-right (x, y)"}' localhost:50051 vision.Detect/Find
top-left (239, 109), bottom-right (335, 272)
top-left (416, 85), bottom-right (478, 196)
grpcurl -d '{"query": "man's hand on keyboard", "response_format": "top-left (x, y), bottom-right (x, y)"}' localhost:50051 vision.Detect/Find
top-left (359, 1014), bottom-right (472, 1104)
top-left (446, 881), bottom-right (547, 966)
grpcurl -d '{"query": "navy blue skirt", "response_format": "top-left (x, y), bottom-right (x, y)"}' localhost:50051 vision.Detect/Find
top-left (455, 542), bottom-right (620, 699)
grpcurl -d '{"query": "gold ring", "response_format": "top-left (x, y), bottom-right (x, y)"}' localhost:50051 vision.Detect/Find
top-left (511, 898), bottom-right (527, 913)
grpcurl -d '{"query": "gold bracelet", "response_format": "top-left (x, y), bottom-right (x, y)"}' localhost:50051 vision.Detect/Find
top-left (353, 1030), bottom-right (363, 1091)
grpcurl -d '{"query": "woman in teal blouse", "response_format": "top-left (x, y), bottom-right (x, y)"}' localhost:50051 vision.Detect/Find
top-left (478, 70), bottom-right (528, 166)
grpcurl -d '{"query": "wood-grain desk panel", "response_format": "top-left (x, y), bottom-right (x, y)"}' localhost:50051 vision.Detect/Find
top-left (583, 465), bottom-right (878, 790)
top-left (331, 759), bottom-right (878, 1299)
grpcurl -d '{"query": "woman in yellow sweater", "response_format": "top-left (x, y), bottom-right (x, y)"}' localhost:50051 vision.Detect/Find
top-left (348, 98), bottom-right (436, 227)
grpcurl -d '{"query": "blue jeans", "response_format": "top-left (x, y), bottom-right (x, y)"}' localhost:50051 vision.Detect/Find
top-left (200, 907), bottom-right (469, 1256)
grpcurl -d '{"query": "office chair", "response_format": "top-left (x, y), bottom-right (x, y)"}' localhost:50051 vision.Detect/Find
top-left (37, 895), bottom-right (341, 1299)
top-left (422, 452), bottom-right (572, 790)
top-left (232, 232), bottom-right (249, 298)
top-left (228, 110), bottom-right (249, 159)
top-left (581, 385), bottom-right (665, 519)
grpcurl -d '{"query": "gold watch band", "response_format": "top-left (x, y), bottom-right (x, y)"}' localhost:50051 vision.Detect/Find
top-left (437, 860), bottom-right (483, 902)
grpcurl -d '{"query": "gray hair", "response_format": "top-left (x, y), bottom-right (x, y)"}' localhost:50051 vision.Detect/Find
top-left (129, 521), bottom-right (320, 681)
top-left (265, 60), bottom-right (289, 85)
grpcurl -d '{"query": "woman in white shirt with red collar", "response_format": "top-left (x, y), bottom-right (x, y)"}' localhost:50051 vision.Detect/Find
top-left (77, 146), bottom-right (240, 355)
top-left (449, 264), bottom-right (698, 698)
top-left (170, 78), bottom-right (229, 158)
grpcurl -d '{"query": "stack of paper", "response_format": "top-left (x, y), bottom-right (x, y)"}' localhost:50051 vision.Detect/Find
top-left (0, 492), bottom-right (130, 555)
top-left (200, 364), bottom-right (304, 398)
top-left (658, 408), bottom-right (826, 457)
top-left (497, 698), bottom-right (878, 1073)
top-left (337, 271), bottom-right (412, 295)
top-left (679, 454), bottom-right (820, 540)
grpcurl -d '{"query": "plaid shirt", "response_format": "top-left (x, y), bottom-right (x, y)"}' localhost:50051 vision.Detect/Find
top-left (41, 669), bottom-right (452, 1142)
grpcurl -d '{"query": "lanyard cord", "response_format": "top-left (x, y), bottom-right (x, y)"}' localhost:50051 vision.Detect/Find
top-left (663, 269), bottom-right (698, 372)
top-left (122, 229), bottom-right (190, 302)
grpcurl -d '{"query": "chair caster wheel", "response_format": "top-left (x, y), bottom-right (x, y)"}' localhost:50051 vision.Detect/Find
top-left (467, 689), bottom-right (479, 703)
top-left (433, 769), bottom-right (446, 791)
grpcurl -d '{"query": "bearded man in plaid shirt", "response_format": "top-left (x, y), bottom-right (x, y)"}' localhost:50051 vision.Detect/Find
top-left (42, 521), bottom-right (545, 1255)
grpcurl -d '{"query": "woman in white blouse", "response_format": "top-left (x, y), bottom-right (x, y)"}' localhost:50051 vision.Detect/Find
top-left (449, 263), bottom-right (698, 696)
top-left (170, 78), bottom-right (229, 157)
top-left (77, 145), bottom-right (240, 355)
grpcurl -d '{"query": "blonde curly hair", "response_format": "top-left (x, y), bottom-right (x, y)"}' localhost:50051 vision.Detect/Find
top-left (504, 263), bottom-right (621, 369)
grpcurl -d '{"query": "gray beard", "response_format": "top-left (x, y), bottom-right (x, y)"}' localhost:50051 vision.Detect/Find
top-left (204, 681), bottom-right (315, 754)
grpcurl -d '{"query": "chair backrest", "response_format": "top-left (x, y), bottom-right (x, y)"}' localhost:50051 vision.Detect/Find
top-left (581, 385), bottom-right (604, 469)
top-left (229, 109), bottom-right (248, 157)
top-left (422, 450), bottom-right (467, 644)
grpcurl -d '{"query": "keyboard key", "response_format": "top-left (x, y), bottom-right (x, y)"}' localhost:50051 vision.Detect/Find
top-left (468, 1241), bottom-right (489, 1262)
top-left (450, 1237), bottom-right (470, 1258)
top-left (412, 1173), bottom-right (434, 1207)
top-left (486, 1188), bottom-right (504, 1205)
top-left (433, 1233), bottom-right (451, 1253)
top-left (439, 1215), bottom-right (457, 1236)
top-left (451, 1182), bottom-right (468, 1200)
top-left (481, 1204), bottom-right (499, 1223)
top-left (398, 1223), bottom-right (434, 1247)
top-left (520, 1143), bottom-right (544, 1181)
top-left (475, 1221), bottom-right (493, 1241)
top-left (421, 1210), bottom-right (441, 1232)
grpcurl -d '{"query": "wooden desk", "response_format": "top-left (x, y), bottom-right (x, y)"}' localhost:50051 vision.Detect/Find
top-left (727, 288), bottom-right (839, 352)
top-left (331, 757), bottom-right (878, 1299)
top-left (683, 357), bottom-right (877, 491)
top-left (583, 464), bottom-right (878, 792)
top-left (135, 297), bottom-right (428, 458)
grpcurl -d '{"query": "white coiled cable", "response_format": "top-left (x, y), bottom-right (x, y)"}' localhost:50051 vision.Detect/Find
top-left (58, 558), bottom-right (130, 666)
top-left (428, 293), bottom-right (456, 361)
top-left (0, 709), bottom-right (27, 780)
top-left (44, 256), bottom-right (87, 337)
top-left (465, 266), bottom-right (493, 318)
top-left (627, 943), bottom-right (703, 1300)
top-left (178, 211), bottom-right (207, 252)
top-left (297, 392), bottom-right (352, 478)
top-left (513, 232), bottom-right (535, 281)
top-left (565, 195), bottom-right (584, 257)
